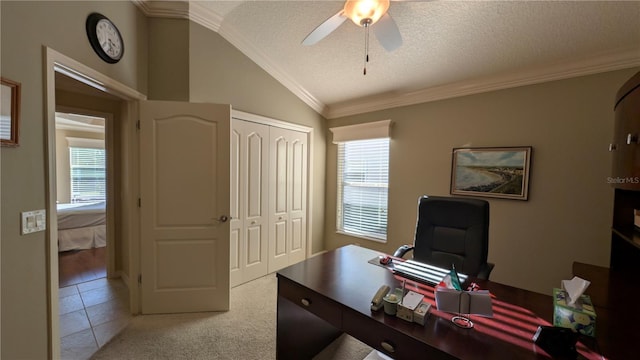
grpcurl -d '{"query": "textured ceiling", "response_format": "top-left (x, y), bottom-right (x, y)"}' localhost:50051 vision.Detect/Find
top-left (138, 1), bottom-right (640, 118)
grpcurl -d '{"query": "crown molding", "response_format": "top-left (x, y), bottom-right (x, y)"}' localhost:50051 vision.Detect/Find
top-left (132, 1), bottom-right (639, 120)
top-left (216, 24), bottom-right (326, 115)
top-left (325, 48), bottom-right (640, 119)
top-left (131, 0), bottom-right (189, 19)
top-left (132, 0), bottom-right (326, 115)
top-left (188, 1), bottom-right (223, 32)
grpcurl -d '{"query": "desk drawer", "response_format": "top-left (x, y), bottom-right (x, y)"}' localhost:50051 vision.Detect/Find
top-left (278, 277), bottom-right (342, 328)
top-left (343, 310), bottom-right (454, 360)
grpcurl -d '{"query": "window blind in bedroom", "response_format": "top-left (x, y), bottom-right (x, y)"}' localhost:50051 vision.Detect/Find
top-left (69, 147), bottom-right (106, 203)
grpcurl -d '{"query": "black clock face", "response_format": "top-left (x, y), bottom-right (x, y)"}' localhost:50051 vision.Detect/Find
top-left (86, 13), bottom-right (124, 64)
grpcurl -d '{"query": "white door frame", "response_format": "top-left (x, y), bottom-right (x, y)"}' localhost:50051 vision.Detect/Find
top-left (231, 110), bottom-right (315, 258)
top-left (44, 47), bottom-right (146, 359)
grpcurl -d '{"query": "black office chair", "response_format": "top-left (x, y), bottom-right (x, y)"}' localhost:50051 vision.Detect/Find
top-left (394, 195), bottom-right (494, 280)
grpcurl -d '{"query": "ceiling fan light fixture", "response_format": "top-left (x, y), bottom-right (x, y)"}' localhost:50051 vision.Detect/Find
top-left (343, 0), bottom-right (390, 27)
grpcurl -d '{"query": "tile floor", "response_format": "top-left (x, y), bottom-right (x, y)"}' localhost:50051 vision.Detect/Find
top-left (59, 277), bottom-right (131, 360)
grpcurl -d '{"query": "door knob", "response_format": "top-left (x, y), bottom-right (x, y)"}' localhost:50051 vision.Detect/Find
top-left (217, 215), bottom-right (229, 223)
top-left (627, 133), bottom-right (638, 145)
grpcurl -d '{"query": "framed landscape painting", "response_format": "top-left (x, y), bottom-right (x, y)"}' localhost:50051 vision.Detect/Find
top-left (451, 147), bottom-right (532, 200)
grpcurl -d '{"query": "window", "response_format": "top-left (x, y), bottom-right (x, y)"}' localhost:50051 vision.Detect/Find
top-left (337, 138), bottom-right (389, 241)
top-left (69, 146), bottom-right (106, 203)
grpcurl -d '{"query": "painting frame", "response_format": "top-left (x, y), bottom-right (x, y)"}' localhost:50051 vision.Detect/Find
top-left (1, 77), bottom-right (21, 147)
top-left (450, 146), bottom-right (532, 201)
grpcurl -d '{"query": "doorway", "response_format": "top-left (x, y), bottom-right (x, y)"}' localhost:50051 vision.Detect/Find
top-left (45, 47), bottom-right (146, 359)
top-left (53, 107), bottom-right (131, 358)
top-left (55, 111), bottom-right (108, 287)
top-left (54, 77), bottom-right (131, 359)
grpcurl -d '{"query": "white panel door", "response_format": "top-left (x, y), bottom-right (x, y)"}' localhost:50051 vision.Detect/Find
top-left (268, 127), bottom-right (307, 272)
top-left (140, 100), bottom-right (230, 314)
top-left (288, 130), bottom-right (307, 264)
top-left (230, 120), bottom-right (269, 287)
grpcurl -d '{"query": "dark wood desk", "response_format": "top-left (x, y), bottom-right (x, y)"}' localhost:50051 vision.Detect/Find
top-left (276, 245), bottom-right (621, 359)
top-left (573, 261), bottom-right (639, 360)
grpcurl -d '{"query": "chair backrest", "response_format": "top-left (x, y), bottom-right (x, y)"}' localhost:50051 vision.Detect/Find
top-left (412, 195), bottom-right (490, 277)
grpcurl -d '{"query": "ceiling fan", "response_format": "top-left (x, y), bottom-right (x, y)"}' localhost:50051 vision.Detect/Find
top-left (302, 0), bottom-right (402, 74)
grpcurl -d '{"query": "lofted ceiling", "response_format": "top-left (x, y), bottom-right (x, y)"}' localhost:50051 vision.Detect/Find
top-left (134, 0), bottom-right (640, 118)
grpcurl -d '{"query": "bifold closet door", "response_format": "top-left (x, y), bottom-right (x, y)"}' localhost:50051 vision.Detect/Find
top-left (230, 120), bottom-right (269, 287)
top-left (269, 127), bottom-right (308, 273)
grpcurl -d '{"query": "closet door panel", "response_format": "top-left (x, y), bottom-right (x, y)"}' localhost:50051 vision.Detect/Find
top-left (246, 226), bottom-right (262, 264)
top-left (288, 132), bottom-right (307, 264)
top-left (292, 140), bottom-right (304, 211)
top-left (269, 127), bottom-right (308, 270)
top-left (230, 128), bottom-right (242, 286)
top-left (291, 218), bottom-right (303, 252)
top-left (247, 133), bottom-right (264, 217)
top-left (274, 137), bottom-right (288, 213)
top-left (231, 120), bottom-right (269, 286)
top-left (269, 219), bottom-right (288, 272)
top-left (270, 131), bottom-right (290, 272)
top-left (230, 229), bottom-right (240, 272)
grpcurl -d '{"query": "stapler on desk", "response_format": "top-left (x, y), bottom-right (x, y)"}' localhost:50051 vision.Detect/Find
top-left (371, 285), bottom-right (390, 311)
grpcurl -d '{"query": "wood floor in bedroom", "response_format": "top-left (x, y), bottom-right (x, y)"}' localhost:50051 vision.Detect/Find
top-left (59, 247), bottom-right (107, 288)
top-left (58, 246), bottom-right (131, 360)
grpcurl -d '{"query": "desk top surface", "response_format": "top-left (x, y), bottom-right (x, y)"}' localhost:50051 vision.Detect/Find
top-left (278, 245), bottom-right (625, 360)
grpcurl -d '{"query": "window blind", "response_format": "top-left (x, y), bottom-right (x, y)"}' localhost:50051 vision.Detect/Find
top-left (337, 138), bottom-right (389, 241)
top-left (0, 116), bottom-right (10, 140)
top-left (70, 147), bottom-right (106, 203)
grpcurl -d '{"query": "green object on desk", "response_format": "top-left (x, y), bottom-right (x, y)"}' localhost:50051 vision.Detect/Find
top-left (553, 288), bottom-right (597, 337)
top-left (450, 266), bottom-right (463, 291)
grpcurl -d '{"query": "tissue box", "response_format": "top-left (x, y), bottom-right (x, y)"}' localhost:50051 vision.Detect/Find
top-left (553, 288), bottom-right (596, 337)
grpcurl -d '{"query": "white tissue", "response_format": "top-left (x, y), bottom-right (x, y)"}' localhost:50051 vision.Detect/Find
top-left (561, 276), bottom-right (591, 306)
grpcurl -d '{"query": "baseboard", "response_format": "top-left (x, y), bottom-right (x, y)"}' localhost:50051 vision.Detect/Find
top-left (310, 250), bottom-right (328, 258)
top-left (119, 271), bottom-right (131, 289)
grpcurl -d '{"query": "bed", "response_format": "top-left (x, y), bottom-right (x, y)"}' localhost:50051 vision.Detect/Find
top-left (57, 201), bottom-right (106, 252)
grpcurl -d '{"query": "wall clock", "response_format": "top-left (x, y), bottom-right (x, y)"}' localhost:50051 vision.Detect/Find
top-left (86, 12), bottom-right (124, 64)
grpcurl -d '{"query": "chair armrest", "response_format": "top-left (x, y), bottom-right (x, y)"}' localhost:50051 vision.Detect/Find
top-left (393, 244), bottom-right (414, 258)
top-left (477, 262), bottom-right (495, 280)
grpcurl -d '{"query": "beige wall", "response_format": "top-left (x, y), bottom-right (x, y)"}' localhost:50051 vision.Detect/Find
top-left (148, 18), bottom-right (190, 101)
top-left (325, 68), bottom-right (640, 295)
top-left (1, 1), bottom-right (326, 358)
top-left (1, 2), bottom-right (146, 358)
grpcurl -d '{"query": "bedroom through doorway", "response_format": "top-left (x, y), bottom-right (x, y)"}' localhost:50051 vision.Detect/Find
top-left (54, 106), bottom-right (132, 357)
top-left (55, 112), bottom-right (108, 287)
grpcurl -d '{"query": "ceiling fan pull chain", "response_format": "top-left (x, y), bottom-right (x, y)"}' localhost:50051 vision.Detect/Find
top-left (363, 22), bottom-right (370, 75)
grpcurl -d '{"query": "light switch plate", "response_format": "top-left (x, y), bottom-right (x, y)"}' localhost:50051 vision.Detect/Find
top-left (22, 209), bottom-right (46, 235)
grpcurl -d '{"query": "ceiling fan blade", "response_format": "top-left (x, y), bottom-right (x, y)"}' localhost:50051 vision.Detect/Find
top-left (302, 11), bottom-right (348, 46)
top-left (373, 13), bottom-right (402, 52)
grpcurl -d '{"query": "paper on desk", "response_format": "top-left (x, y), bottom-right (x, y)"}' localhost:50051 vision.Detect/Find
top-left (401, 291), bottom-right (424, 310)
top-left (561, 276), bottom-right (590, 306)
top-left (435, 288), bottom-right (493, 317)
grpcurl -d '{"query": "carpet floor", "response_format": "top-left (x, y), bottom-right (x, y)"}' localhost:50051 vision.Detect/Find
top-left (91, 273), bottom-right (374, 360)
